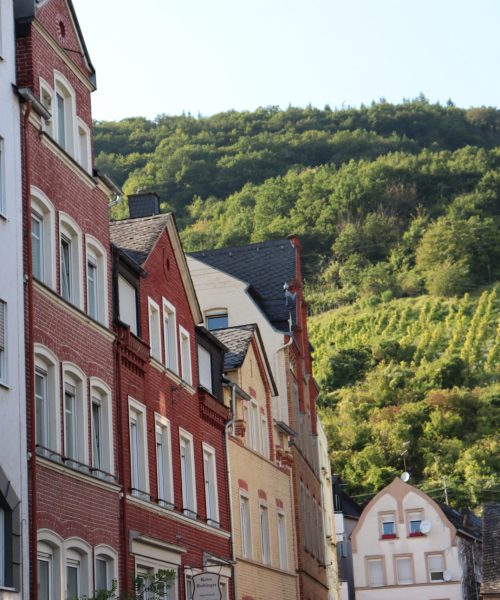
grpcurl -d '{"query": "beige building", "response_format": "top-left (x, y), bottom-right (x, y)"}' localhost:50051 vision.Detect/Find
top-left (213, 324), bottom-right (299, 600)
top-left (351, 478), bottom-right (482, 600)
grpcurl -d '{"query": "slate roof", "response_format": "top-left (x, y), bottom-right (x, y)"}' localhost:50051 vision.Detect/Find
top-left (211, 325), bottom-right (257, 371)
top-left (190, 238), bottom-right (297, 332)
top-left (109, 213), bottom-right (170, 265)
top-left (482, 504), bottom-right (500, 594)
top-left (436, 501), bottom-right (482, 540)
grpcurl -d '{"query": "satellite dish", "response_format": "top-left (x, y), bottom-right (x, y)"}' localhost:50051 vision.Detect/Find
top-left (420, 519), bottom-right (432, 534)
top-left (443, 569), bottom-right (452, 582)
top-left (400, 471), bottom-right (410, 482)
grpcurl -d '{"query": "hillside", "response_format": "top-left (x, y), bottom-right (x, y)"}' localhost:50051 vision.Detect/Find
top-left (310, 289), bottom-right (500, 509)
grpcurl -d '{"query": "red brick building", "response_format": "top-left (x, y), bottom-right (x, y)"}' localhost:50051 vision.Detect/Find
top-left (110, 199), bottom-right (233, 598)
top-left (16, 0), bottom-right (122, 598)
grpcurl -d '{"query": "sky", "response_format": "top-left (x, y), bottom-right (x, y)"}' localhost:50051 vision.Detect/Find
top-left (71, 0), bottom-right (500, 122)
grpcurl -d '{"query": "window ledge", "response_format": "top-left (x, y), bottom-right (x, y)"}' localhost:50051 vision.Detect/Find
top-left (380, 534), bottom-right (397, 540)
top-left (0, 212), bottom-right (7, 222)
top-left (0, 381), bottom-right (12, 391)
top-left (408, 532), bottom-right (426, 537)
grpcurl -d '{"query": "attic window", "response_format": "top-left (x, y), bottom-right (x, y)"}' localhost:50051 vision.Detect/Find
top-left (206, 312), bottom-right (228, 331)
top-left (57, 19), bottom-right (66, 40)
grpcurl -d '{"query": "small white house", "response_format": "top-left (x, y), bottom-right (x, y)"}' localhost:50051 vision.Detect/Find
top-left (0, 0), bottom-right (28, 598)
top-left (351, 478), bottom-right (482, 600)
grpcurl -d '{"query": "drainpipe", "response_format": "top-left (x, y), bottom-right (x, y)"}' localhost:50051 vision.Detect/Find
top-left (222, 380), bottom-right (238, 600)
top-left (22, 99), bottom-right (37, 600)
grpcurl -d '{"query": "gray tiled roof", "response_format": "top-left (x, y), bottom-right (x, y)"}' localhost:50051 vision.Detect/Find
top-left (109, 213), bottom-right (170, 264)
top-left (436, 502), bottom-right (482, 540)
top-left (211, 325), bottom-right (257, 370)
top-left (190, 239), bottom-right (297, 332)
top-left (482, 504), bottom-right (500, 593)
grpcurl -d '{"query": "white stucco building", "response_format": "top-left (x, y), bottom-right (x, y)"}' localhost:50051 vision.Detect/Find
top-left (351, 478), bottom-right (482, 600)
top-left (0, 1), bottom-right (27, 597)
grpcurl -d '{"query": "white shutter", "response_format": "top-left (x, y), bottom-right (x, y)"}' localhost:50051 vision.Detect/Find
top-left (118, 276), bottom-right (137, 334)
top-left (396, 557), bottom-right (413, 584)
top-left (368, 559), bottom-right (384, 587)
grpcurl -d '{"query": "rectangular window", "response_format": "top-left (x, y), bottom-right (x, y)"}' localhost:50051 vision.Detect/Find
top-left (92, 399), bottom-right (102, 470)
top-left (203, 444), bottom-right (219, 525)
top-left (0, 300), bottom-right (5, 383)
top-left (38, 557), bottom-right (51, 600)
top-left (60, 235), bottom-right (72, 301)
top-left (396, 556), bottom-right (414, 585)
top-left (87, 259), bottom-right (98, 320)
top-left (380, 513), bottom-right (396, 537)
top-left (428, 553), bottom-right (445, 582)
top-left (64, 383), bottom-right (77, 461)
top-left (163, 299), bottom-right (177, 373)
top-left (148, 299), bottom-right (162, 361)
top-left (179, 326), bottom-right (192, 385)
top-left (35, 369), bottom-right (49, 448)
top-left (206, 313), bottom-right (228, 330)
top-left (248, 401), bottom-right (260, 452)
top-left (408, 510), bottom-right (423, 535)
top-left (239, 495), bottom-right (251, 558)
top-left (32, 212), bottom-right (44, 280)
top-left (367, 557), bottom-right (385, 587)
top-left (118, 275), bottom-right (138, 335)
top-left (66, 560), bottom-right (80, 598)
top-left (260, 505), bottom-right (270, 564)
top-left (277, 512), bottom-right (287, 570)
top-left (156, 417), bottom-right (174, 507)
top-left (129, 401), bottom-right (149, 498)
top-left (95, 558), bottom-right (108, 592)
top-left (56, 92), bottom-right (66, 149)
top-left (260, 416), bottom-right (269, 458)
top-left (179, 430), bottom-right (196, 516)
top-left (197, 345), bottom-right (212, 393)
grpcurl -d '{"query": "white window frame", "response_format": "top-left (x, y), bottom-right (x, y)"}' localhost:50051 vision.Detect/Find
top-left (162, 298), bottom-right (178, 373)
top-left (118, 275), bottom-right (138, 335)
top-left (202, 443), bottom-right (219, 526)
top-left (77, 117), bottom-right (91, 173)
top-left (179, 326), bottom-right (192, 385)
top-left (197, 344), bottom-right (212, 393)
top-left (37, 530), bottom-right (63, 600)
top-left (135, 559), bottom-right (178, 600)
top-left (62, 362), bottom-right (88, 467)
top-left (31, 187), bottom-right (56, 289)
top-left (94, 545), bottom-right (118, 596)
top-left (179, 428), bottom-right (197, 517)
top-left (260, 414), bottom-right (269, 458)
top-left (205, 309), bottom-right (228, 331)
top-left (0, 138), bottom-right (5, 217)
top-left (53, 71), bottom-right (77, 157)
top-left (427, 552), bottom-right (446, 582)
top-left (395, 555), bottom-right (414, 585)
top-left (380, 512), bottom-right (397, 537)
top-left (59, 212), bottom-right (83, 309)
top-left (155, 414), bottom-right (174, 508)
top-left (407, 509), bottom-right (424, 535)
top-left (259, 502), bottom-right (271, 565)
top-left (0, 300), bottom-right (5, 385)
top-left (86, 236), bottom-right (108, 326)
top-left (34, 345), bottom-right (61, 455)
top-left (239, 492), bottom-right (252, 559)
top-left (129, 397), bottom-right (150, 498)
top-left (148, 298), bottom-right (162, 362)
top-left (90, 378), bottom-right (114, 477)
top-left (277, 511), bottom-right (288, 570)
top-left (64, 538), bottom-right (92, 600)
top-left (39, 77), bottom-right (54, 137)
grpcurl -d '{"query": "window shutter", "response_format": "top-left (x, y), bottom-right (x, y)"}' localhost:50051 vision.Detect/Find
top-left (197, 345), bottom-right (212, 392)
top-left (397, 557), bottom-right (413, 583)
top-left (429, 554), bottom-right (444, 571)
top-left (368, 559), bottom-right (384, 587)
top-left (0, 301), bottom-right (5, 352)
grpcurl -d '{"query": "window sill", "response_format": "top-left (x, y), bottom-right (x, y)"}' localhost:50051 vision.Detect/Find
top-left (0, 381), bottom-right (12, 391)
top-left (380, 534), bottom-right (397, 540)
top-left (408, 532), bottom-right (426, 537)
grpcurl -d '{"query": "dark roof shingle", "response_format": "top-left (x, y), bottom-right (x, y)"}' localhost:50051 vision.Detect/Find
top-left (211, 325), bottom-right (257, 370)
top-left (190, 239), bottom-right (297, 332)
top-left (482, 503), bottom-right (500, 593)
top-left (110, 213), bottom-right (170, 265)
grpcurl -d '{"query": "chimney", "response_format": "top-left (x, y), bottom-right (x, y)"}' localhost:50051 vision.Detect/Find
top-left (128, 192), bottom-right (160, 218)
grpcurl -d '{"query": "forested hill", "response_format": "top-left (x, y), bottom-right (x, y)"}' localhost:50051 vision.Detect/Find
top-left (97, 101), bottom-right (500, 508)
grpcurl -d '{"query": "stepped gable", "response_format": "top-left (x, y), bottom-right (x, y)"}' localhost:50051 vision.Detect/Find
top-left (211, 324), bottom-right (257, 370)
top-left (109, 213), bottom-right (170, 265)
top-left (190, 238), bottom-right (296, 332)
top-left (482, 504), bottom-right (500, 595)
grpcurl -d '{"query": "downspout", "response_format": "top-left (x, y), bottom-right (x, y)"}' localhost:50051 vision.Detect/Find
top-left (223, 381), bottom-right (238, 600)
top-left (22, 100), bottom-right (37, 600)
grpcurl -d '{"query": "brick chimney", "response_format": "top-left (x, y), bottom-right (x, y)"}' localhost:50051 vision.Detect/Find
top-left (128, 192), bottom-right (160, 218)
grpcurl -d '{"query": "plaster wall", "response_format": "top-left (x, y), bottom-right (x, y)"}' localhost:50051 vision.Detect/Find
top-left (0, 0), bottom-right (27, 596)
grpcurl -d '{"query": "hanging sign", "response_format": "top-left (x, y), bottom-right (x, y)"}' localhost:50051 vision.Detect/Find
top-left (192, 572), bottom-right (221, 600)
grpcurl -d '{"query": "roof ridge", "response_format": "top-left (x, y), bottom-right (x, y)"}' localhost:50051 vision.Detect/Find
top-left (110, 213), bottom-right (170, 226)
top-left (190, 238), bottom-right (292, 256)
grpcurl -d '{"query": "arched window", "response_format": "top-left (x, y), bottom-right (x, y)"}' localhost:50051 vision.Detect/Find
top-left (59, 212), bottom-right (83, 308)
top-left (77, 118), bottom-right (91, 173)
top-left (94, 545), bottom-right (118, 595)
top-left (85, 236), bottom-right (108, 326)
top-left (64, 538), bottom-right (92, 599)
top-left (62, 363), bottom-right (88, 468)
top-left (34, 345), bottom-right (61, 457)
top-left (31, 187), bottom-right (56, 288)
top-left (53, 72), bottom-right (77, 157)
top-left (90, 378), bottom-right (114, 478)
top-left (37, 530), bottom-right (63, 600)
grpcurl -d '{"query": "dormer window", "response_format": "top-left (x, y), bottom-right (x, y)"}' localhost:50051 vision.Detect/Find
top-left (205, 310), bottom-right (228, 331)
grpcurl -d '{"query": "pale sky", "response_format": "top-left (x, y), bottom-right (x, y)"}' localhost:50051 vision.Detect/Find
top-left (71, 0), bottom-right (500, 122)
